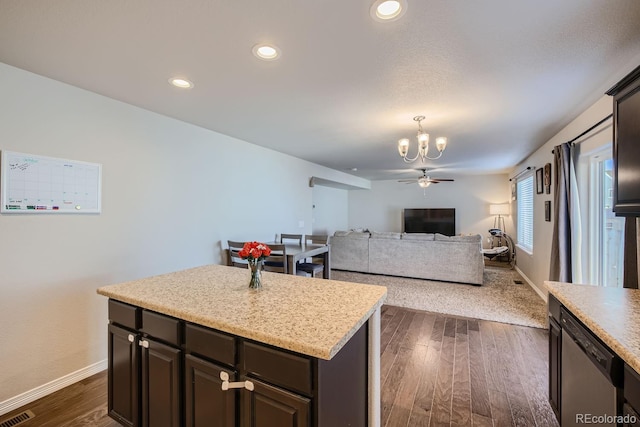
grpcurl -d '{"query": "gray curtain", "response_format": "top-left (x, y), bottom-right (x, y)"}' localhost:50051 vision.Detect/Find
top-left (550, 143), bottom-right (578, 282)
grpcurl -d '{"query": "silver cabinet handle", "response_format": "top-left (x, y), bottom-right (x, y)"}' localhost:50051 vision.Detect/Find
top-left (220, 371), bottom-right (254, 391)
top-left (128, 334), bottom-right (135, 343)
top-left (138, 339), bottom-right (149, 348)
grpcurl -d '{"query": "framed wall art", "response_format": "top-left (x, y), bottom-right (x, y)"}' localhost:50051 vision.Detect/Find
top-left (545, 200), bottom-right (552, 221)
top-left (536, 168), bottom-right (544, 194)
top-left (544, 163), bottom-right (552, 194)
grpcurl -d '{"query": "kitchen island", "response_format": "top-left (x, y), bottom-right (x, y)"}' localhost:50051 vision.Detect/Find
top-left (97, 264), bottom-right (387, 427)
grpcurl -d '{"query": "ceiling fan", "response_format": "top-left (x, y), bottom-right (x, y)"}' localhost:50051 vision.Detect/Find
top-left (397, 168), bottom-right (454, 188)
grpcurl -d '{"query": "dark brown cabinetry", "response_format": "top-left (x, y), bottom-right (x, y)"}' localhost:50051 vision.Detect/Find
top-left (108, 299), bottom-right (368, 427)
top-left (108, 323), bottom-right (140, 427)
top-left (108, 300), bottom-right (183, 427)
top-left (606, 65), bottom-right (640, 216)
top-left (141, 338), bottom-right (182, 427)
top-left (548, 294), bottom-right (561, 418)
top-left (624, 364), bottom-right (640, 426)
top-left (243, 379), bottom-right (310, 427)
top-left (185, 354), bottom-right (236, 427)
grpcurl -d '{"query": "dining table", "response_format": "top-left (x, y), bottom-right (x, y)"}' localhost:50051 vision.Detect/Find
top-left (267, 242), bottom-right (331, 279)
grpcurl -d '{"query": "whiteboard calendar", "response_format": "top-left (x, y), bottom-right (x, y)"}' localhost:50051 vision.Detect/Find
top-left (1, 151), bottom-right (102, 213)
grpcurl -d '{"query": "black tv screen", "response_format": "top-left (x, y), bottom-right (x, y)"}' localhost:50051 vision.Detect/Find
top-left (404, 208), bottom-right (455, 235)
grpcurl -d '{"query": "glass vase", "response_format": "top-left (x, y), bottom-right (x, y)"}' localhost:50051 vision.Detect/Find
top-left (248, 260), bottom-right (263, 289)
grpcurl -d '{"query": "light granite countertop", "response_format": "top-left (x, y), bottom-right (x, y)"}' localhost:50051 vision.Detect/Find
top-left (97, 264), bottom-right (387, 360)
top-left (546, 281), bottom-right (640, 373)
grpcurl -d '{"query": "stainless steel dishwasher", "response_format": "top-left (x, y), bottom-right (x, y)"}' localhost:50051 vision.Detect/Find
top-left (561, 307), bottom-right (623, 426)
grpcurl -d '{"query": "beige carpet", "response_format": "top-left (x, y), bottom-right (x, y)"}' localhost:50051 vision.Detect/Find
top-left (332, 266), bottom-right (547, 329)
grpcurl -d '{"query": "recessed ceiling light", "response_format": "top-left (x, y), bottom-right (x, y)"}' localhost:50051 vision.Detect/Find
top-left (370, 0), bottom-right (407, 22)
top-left (252, 44), bottom-right (280, 61)
top-left (168, 77), bottom-right (194, 89)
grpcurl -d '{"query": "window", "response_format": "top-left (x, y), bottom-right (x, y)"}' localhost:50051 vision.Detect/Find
top-left (517, 174), bottom-right (534, 253)
top-left (587, 149), bottom-right (624, 287)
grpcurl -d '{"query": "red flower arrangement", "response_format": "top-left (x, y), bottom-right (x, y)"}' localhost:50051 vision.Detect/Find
top-left (239, 241), bottom-right (271, 261)
top-left (239, 242), bottom-right (271, 289)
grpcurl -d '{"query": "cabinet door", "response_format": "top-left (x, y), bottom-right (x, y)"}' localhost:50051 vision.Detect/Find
top-left (141, 337), bottom-right (182, 427)
top-left (242, 378), bottom-right (310, 427)
top-left (108, 323), bottom-right (140, 427)
top-left (185, 354), bottom-right (236, 427)
top-left (549, 316), bottom-right (561, 418)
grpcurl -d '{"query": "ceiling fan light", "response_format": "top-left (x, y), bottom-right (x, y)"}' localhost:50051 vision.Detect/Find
top-left (436, 137), bottom-right (448, 152)
top-left (418, 177), bottom-right (431, 188)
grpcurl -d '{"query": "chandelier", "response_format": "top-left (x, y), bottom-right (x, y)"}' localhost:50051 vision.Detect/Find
top-left (397, 116), bottom-right (448, 163)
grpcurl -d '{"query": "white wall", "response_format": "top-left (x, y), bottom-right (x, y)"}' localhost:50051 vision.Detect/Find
top-left (512, 95), bottom-right (614, 297)
top-left (311, 185), bottom-right (349, 235)
top-left (0, 62), bottom-right (370, 406)
top-left (347, 174), bottom-right (511, 242)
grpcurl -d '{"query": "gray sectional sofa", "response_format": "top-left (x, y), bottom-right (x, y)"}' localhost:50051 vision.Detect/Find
top-left (330, 230), bottom-right (485, 285)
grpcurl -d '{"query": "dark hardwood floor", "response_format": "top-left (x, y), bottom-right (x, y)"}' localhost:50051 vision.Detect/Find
top-left (379, 305), bottom-right (557, 427)
top-left (0, 305), bottom-right (557, 427)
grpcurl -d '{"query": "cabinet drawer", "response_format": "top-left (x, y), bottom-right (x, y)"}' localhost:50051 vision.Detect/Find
top-left (141, 310), bottom-right (181, 346)
top-left (108, 299), bottom-right (141, 330)
top-left (185, 323), bottom-right (235, 366)
top-left (243, 341), bottom-right (312, 395)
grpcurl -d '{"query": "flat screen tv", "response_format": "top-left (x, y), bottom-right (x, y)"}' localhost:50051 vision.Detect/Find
top-left (404, 208), bottom-right (455, 235)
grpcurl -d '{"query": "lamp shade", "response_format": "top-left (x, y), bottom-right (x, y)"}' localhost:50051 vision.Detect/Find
top-left (489, 203), bottom-right (510, 215)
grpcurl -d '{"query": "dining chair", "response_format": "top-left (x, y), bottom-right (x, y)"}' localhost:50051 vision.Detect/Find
top-left (297, 234), bottom-right (329, 278)
top-left (227, 240), bottom-right (248, 268)
top-left (280, 233), bottom-right (303, 245)
top-left (263, 243), bottom-right (288, 274)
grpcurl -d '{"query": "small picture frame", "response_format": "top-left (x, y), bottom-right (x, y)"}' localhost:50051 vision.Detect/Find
top-left (511, 182), bottom-right (517, 201)
top-left (544, 163), bottom-right (552, 194)
top-left (536, 168), bottom-right (544, 194)
top-left (545, 200), bottom-right (551, 222)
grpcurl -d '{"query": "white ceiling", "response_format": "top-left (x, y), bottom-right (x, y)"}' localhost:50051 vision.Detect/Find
top-left (2, 0), bottom-right (640, 180)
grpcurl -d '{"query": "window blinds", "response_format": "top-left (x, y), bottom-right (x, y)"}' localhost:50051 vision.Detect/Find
top-left (517, 175), bottom-right (534, 252)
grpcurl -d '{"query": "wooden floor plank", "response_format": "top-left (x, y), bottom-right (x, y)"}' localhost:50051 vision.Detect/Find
top-left (451, 319), bottom-right (472, 427)
top-left (430, 317), bottom-right (456, 426)
top-left (385, 341), bottom-right (429, 427)
top-left (406, 315), bottom-right (445, 427)
top-left (380, 308), bottom-right (407, 354)
top-left (399, 310), bottom-right (427, 350)
top-left (468, 319), bottom-right (492, 420)
top-left (491, 322), bottom-right (537, 426)
top-left (381, 311), bottom-right (415, 385)
top-left (381, 345), bottom-right (414, 426)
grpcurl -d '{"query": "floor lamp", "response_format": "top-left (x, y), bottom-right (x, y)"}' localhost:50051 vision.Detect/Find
top-left (489, 203), bottom-right (509, 233)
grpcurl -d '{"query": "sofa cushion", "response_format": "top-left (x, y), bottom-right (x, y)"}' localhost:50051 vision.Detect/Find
top-left (435, 233), bottom-right (482, 243)
top-left (401, 233), bottom-right (435, 241)
top-left (434, 233), bottom-right (451, 241)
top-left (370, 231), bottom-right (401, 240)
top-left (333, 230), bottom-right (370, 239)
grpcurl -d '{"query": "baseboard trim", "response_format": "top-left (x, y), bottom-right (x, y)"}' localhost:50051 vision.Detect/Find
top-left (515, 266), bottom-right (547, 302)
top-left (0, 359), bottom-right (107, 416)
